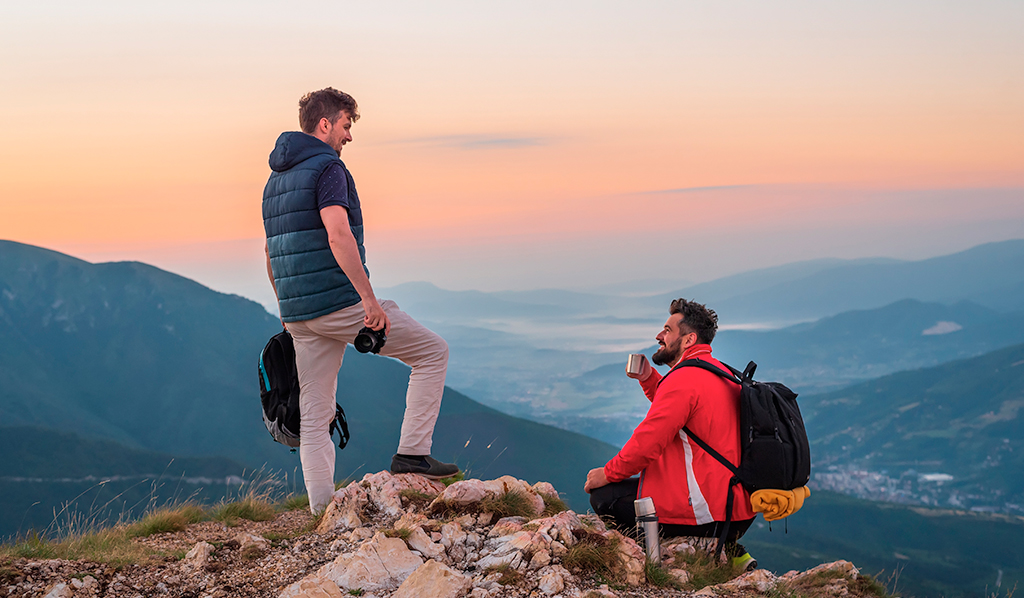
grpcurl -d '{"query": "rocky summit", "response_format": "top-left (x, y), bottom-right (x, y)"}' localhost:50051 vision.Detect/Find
top-left (4, 473), bottom-right (881, 598)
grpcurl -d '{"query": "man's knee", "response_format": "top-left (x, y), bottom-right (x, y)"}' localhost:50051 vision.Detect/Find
top-left (432, 335), bottom-right (449, 363)
top-left (412, 331), bottom-right (448, 369)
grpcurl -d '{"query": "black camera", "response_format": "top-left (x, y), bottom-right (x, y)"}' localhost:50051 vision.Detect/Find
top-left (354, 326), bottom-right (387, 354)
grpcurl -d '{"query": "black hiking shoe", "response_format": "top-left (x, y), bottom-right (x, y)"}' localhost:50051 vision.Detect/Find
top-left (390, 454), bottom-right (460, 479)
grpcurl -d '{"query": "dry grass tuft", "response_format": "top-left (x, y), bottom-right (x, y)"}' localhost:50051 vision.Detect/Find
top-left (398, 489), bottom-right (435, 510)
top-left (540, 493), bottom-right (568, 517)
top-left (381, 527), bottom-right (413, 540)
top-left (430, 489), bottom-right (538, 520)
top-left (563, 530), bottom-right (621, 580)
top-left (479, 490), bottom-right (538, 519)
top-left (485, 563), bottom-right (524, 586)
top-left (240, 544), bottom-right (265, 561)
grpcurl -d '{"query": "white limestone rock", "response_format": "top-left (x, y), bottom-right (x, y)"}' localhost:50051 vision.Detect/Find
top-left (538, 568), bottom-right (564, 595)
top-left (317, 500), bottom-right (364, 534)
top-left (234, 531), bottom-right (270, 550)
top-left (278, 576), bottom-right (347, 598)
top-left (391, 559), bottom-right (472, 598)
top-left (406, 526), bottom-right (446, 559)
top-left (318, 532), bottom-right (423, 592)
top-left (40, 582), bottom-right (72, 598)
top-left (183, 541), bottom-right (215, 570)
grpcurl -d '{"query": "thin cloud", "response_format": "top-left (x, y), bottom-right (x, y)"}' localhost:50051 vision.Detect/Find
top-left (387, 134), bottom-right (548, 150)
top-left (643, 185), bottom-right (758, 194)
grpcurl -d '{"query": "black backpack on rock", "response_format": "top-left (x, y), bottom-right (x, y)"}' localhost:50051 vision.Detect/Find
top-left (258, 331), bottom-right (349, 450)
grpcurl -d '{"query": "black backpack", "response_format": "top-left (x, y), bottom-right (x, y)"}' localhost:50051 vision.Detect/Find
top-left (258, 331), bottom-right (349, 450)
top-left (662, 358), bottom-right (810, 551)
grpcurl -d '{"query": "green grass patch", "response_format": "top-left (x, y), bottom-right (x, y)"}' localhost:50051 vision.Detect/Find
top-left (262, 530), bottom-right (293, 543)
top-left (125, 504), bottom-right (206, 538)
top-left (645, 558), bottom-right (683, 589)
top-left (212, 497), bottom-right (276, 526)
top-left (299, 507), bottom-right (328, 535)
top-left (440, 471), bottom-right (465, 486)
top-left (0, 527), bottom-right (160, 567)
top-left (672, 545), bottom-right (738, 590)
top-left (279, 493), bottom-right (310, 512)
top-left (347, 589), bottom-right (365, 596)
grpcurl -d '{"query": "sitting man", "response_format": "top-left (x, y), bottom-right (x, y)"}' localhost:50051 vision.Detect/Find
top-left (584, 298), bottom-right (756, 569)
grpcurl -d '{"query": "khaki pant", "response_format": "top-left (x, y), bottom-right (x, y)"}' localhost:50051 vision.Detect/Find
top-left (287, 300), bottom-right (448, 512)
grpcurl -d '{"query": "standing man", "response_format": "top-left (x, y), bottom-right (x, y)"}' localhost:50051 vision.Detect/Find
top-left (263, 88), bottom-right (458, 513)
top-left (584, 299), bottom-right (757, 569)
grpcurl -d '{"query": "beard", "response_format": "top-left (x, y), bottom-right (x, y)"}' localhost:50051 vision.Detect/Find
top-left (651, 337), bottom-right (682, 366)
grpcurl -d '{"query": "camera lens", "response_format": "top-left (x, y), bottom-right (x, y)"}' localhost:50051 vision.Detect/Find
top-left (354, 333), bottom-right (373, 353)
top-left (354, 326), bottom-right (386, 354)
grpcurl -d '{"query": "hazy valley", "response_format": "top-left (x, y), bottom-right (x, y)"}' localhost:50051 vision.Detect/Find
top-left (3, 238), bottom-right (1024, 596)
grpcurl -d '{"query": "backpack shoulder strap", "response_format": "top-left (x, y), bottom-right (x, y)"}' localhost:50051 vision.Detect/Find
top-left (661, 358), bottom-right (744, 476)
top-left (658, 358), bottom-right (742, 387)
top-left (682, 425), bottom-right (740, 477)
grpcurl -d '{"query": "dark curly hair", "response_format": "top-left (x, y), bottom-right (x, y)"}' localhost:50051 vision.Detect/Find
top-left (669, 298), bottom-right (719, 345)
top-left (298, 88), bottom-right (360, 134)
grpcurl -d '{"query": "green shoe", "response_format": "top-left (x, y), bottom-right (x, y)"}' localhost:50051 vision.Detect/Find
top-left (731, 551), bottom-right (757, 572)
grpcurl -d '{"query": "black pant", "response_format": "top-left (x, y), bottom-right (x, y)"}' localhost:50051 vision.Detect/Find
top-left (589, 478), bottom-right (754, 548)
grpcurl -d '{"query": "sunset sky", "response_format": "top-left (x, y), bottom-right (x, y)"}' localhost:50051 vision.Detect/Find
top-left (2, 1), bottom-right (1022, 309)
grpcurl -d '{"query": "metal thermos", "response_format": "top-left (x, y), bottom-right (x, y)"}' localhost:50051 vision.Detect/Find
top-left (634, 496), bottom-right (661, 561)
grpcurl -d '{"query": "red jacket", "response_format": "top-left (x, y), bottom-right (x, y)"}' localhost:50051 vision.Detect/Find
top-left (603, 344), bottom-right (755, 526)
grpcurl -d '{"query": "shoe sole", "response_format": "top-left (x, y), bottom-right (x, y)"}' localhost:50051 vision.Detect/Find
top-left (391, 470), bottom-right (459, 480)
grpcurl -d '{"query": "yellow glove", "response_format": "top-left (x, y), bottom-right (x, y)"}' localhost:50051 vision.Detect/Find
top-left (750, 486), bottom-right (811, 522)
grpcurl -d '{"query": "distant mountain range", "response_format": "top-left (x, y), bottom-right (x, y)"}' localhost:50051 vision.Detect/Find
top-left (652, 239), bottom-right (1024, 323)
top-left (0, 240), bottom-right (616, 533)
top-left (802, 341), bottom-right (1024, 508)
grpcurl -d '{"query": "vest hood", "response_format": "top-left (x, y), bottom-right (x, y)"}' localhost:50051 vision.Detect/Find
top-left (269, 132), bottom-right (338, 172)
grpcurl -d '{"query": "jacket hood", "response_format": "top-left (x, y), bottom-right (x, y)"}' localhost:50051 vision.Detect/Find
top-left (268, 132), bottom-right (338, 172)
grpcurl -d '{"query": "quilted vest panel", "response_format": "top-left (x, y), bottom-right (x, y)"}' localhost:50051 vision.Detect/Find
top-left (263, 141), bottom-right (366, 322)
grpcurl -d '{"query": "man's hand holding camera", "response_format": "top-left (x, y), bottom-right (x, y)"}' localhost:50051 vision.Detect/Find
top-left (363, 297), bottom-right (391, 336)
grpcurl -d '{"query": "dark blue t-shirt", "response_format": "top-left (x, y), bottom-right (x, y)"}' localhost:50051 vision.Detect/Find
top-left (315, 162), bottom-right (362, 226)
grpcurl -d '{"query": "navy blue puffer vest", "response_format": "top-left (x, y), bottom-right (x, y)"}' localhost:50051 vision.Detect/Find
top-left (263, 132), bottom-right (367, 322)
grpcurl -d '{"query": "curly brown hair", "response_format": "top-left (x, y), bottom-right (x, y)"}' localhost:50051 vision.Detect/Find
top-left (669, 298), bottom-right (719, 345)
top-left (298, 88), bottom-right (360, 134)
